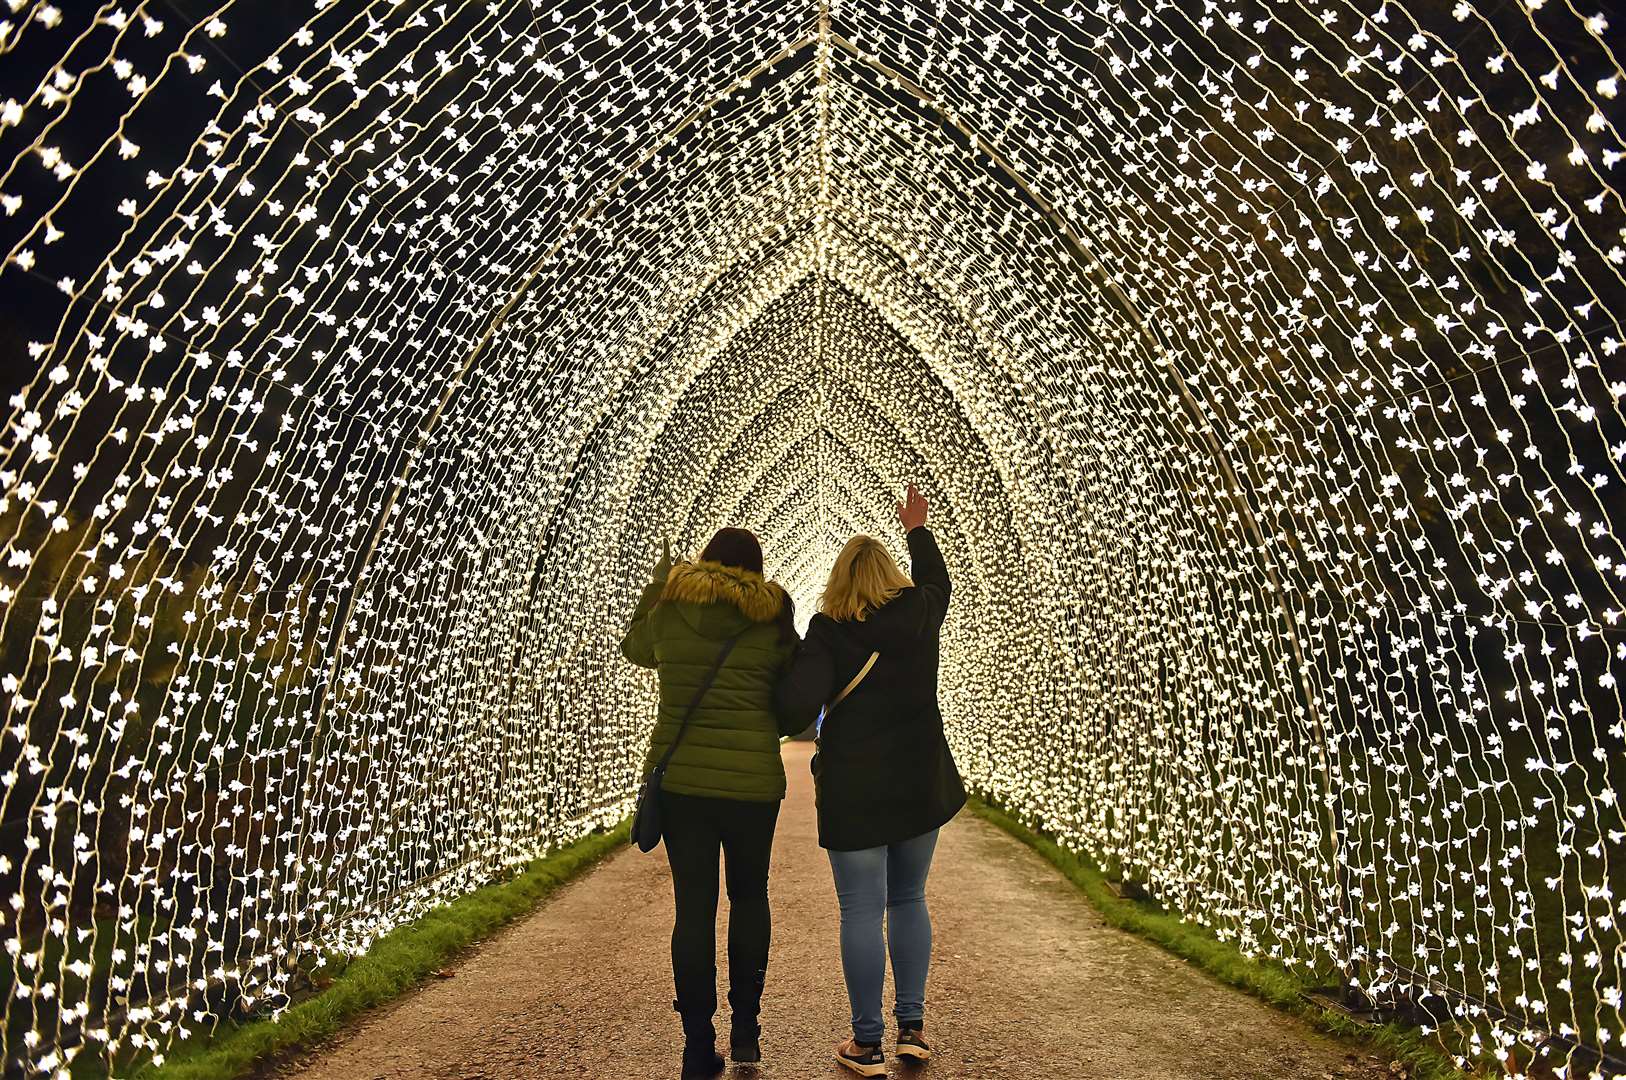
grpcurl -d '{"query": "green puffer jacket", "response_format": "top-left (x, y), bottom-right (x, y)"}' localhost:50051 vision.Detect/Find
top-left (621, 556), bottom-right (799, 801)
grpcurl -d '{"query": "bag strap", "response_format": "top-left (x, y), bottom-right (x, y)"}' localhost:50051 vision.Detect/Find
top-left (653, 631), bottom-right (743, 775)
top-left (829, 651), bottom-right (879, 711)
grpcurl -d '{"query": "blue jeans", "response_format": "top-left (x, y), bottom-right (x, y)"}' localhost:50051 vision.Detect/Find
top-left (826, 828), bottom-right (939, 1044)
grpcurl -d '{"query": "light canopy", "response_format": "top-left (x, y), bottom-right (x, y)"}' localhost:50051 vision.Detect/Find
top-left (0, 0), bottom-right (1621, 1076)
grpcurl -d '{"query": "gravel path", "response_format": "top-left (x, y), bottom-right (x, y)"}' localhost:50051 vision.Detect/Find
top-left (270, 742), bottom-right (1393, 1080)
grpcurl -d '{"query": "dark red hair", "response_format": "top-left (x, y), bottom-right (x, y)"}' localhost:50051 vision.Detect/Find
top-left (698, 528), bottom-right (796, 644)
top-left (699, 527), bottom-right (764, 574)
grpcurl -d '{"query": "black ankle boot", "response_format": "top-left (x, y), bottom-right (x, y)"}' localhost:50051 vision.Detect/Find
top-left (729, 1018), bottom-right (761, 1064)
top-left (680, 1043), bottom-right (724, 1078)
top-left (728, 967), bottom-right (766, 1063)
top-left (675, 998), bottom-right (723, 1078)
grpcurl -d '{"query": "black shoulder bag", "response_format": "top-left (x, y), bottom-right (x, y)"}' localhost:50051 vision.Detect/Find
top-left (631, 631), bottom-right (744, 852)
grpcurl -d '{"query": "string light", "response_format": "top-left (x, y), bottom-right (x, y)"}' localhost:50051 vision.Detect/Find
top-left (0, 1), bottom-right (1620, 1076)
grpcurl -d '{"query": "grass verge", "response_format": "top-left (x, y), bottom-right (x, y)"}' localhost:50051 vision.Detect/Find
top-left (964, 796), bottom-right (1473, 1080)
top-left (128, 822), bottom-right (630, 1080)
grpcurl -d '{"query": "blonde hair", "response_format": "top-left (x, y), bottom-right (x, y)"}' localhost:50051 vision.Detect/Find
top-left (820, 535), bottom-right (913, 622)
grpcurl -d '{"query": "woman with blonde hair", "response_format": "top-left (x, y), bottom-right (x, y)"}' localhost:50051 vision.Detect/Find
top-left (776, 484), bottom-right (966, 1077)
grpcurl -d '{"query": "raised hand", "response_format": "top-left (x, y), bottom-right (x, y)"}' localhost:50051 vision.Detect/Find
top-left (895, 483), bottom-right (929, 531)
top-left (652, 537), bottom-right (674, 582)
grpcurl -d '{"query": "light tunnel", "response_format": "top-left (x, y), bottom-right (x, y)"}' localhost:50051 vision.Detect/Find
top-left (0, 0), bottom-right (1621, 1075)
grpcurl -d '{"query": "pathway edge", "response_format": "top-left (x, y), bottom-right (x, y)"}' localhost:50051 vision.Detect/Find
top-left (123, 822), bottom-right (631, 1080)
top-left (963, 796), bottom-right (1472, 1080)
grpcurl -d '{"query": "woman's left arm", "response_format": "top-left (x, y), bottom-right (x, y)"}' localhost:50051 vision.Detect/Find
top-left (896, 484), bottom-right (951, 625)
top-left (619, 542), bottom-right (673, 669)
top-left (774, 620), bottom-right (834, 736)
top-left (905, 526), bottom-right (951, 627)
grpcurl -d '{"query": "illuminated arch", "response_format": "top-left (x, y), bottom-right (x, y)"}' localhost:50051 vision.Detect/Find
top-left (0, 1), bottom-right (1619, 1074)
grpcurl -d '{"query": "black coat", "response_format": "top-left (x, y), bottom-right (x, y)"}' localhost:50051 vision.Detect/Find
top-left (775, 526), bottom-right (967, 850)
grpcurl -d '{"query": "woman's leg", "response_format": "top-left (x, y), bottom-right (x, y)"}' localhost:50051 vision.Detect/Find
top-left (719, 798), bottom-right (780, 1042)
top-left (885, 827), bottom-right (940, 1032)
top-left (661, 792), bottom-right (723, 1043)
top-left (826, 845), bottom-right (889, 1045)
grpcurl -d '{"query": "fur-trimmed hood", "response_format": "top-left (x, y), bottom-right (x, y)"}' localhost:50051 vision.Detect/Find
top-left (661, 560), bottom-right (788, 623)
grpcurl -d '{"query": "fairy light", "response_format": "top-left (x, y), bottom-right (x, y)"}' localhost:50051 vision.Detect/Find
top-left (0, 0), bottom-right (1621, 1076)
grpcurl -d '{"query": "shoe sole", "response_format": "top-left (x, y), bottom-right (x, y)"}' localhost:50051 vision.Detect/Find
top-left (835, 1052), bottom-right (887, 1077)
top-left (897, 1044), bottom-right (931, 1061)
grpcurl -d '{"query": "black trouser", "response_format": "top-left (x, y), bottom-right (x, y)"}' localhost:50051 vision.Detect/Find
top-left (661, 790), bottom-right (781, 1037)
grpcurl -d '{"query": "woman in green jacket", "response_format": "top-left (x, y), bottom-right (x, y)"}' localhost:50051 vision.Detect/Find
top-left (621, 527), bottom-right (799, 1078)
